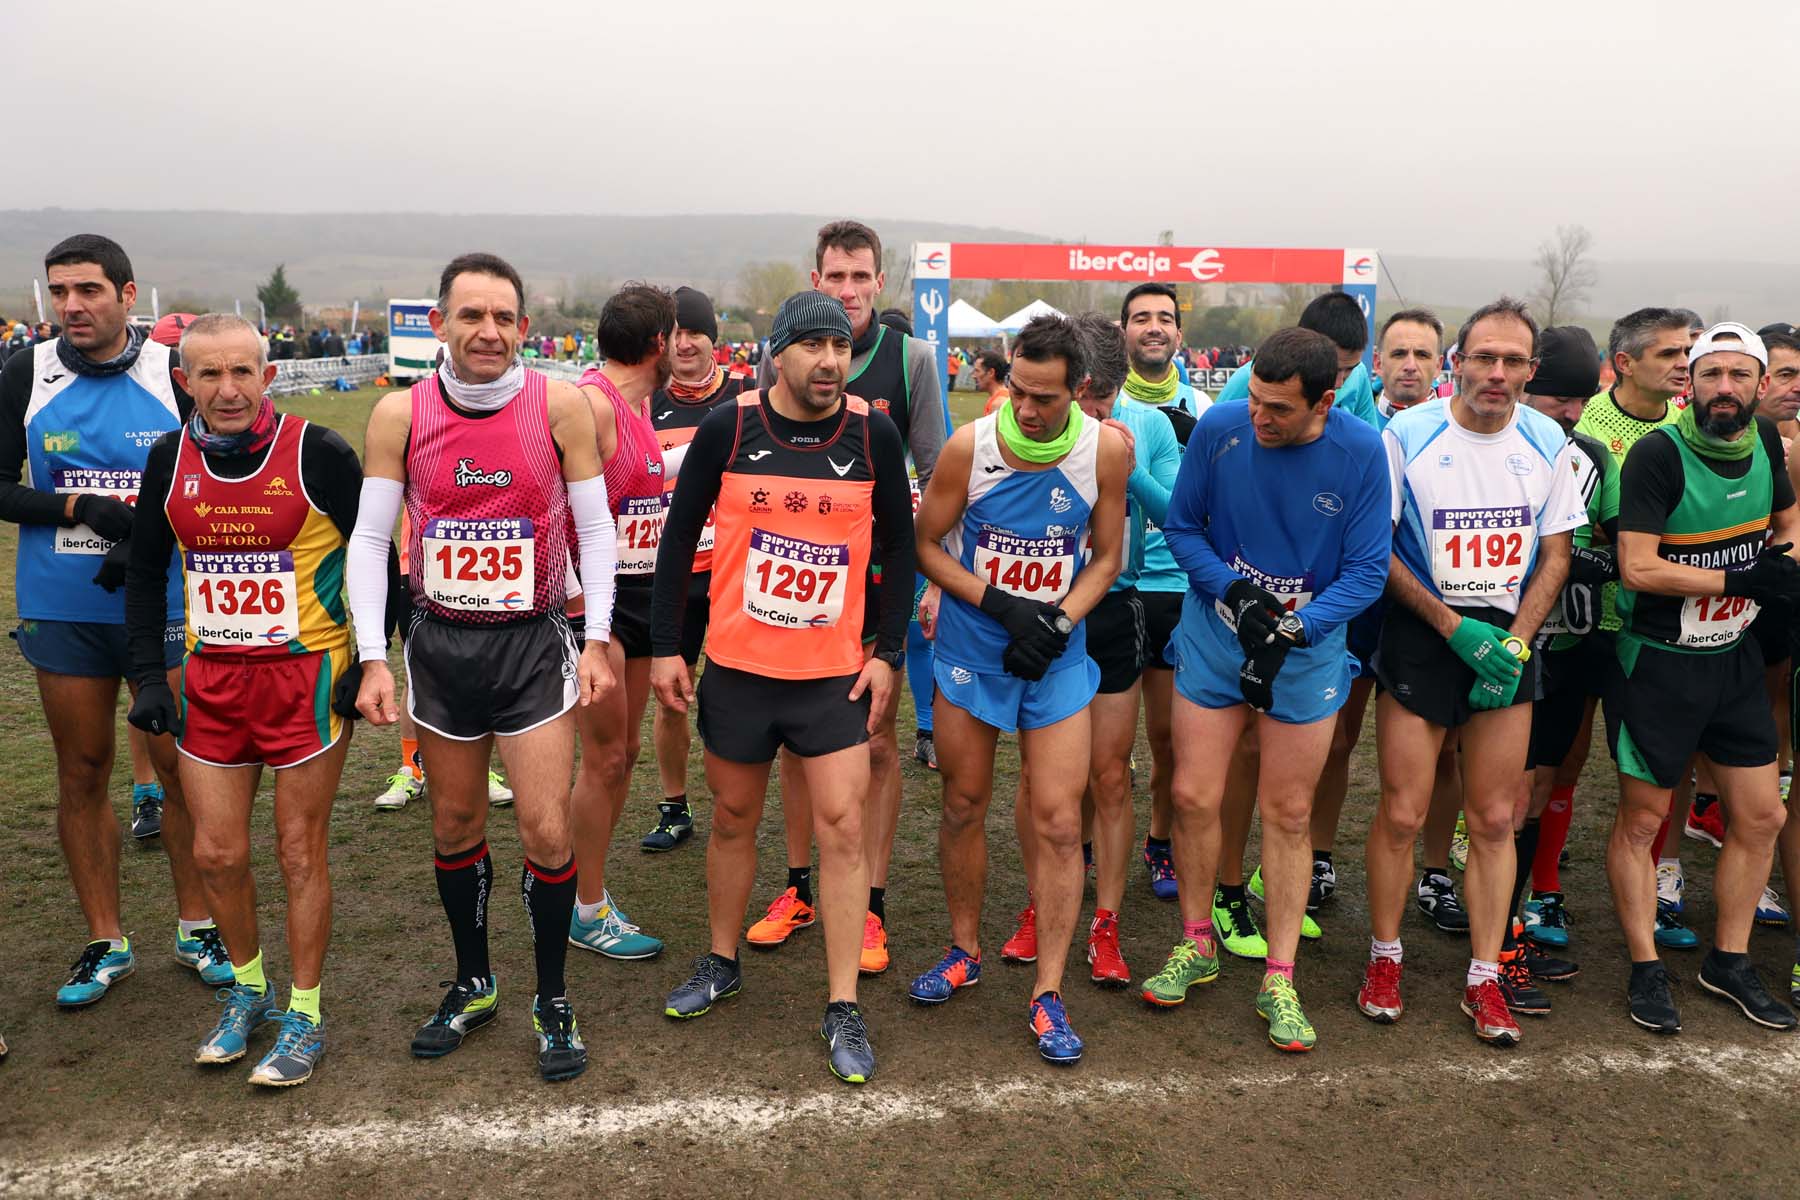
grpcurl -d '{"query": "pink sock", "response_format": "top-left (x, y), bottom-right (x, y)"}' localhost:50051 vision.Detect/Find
top-left (1264, 957), bottom-right (1295, 981)
top-left (1183, 919), bottom-right (1215, 955)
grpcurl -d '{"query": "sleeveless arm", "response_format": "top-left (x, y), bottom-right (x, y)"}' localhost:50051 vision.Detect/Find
top-left (124, 436), bottom-right (179, 684)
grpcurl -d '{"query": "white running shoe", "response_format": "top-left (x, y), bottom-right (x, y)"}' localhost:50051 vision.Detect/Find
top-left (487, 770), bottom-right (514, 808)
top-left (375, 771), bottom-right (424, 811)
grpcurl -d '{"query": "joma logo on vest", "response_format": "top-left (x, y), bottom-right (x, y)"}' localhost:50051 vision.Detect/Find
top-left (454, 457), bottom-right (513, 487)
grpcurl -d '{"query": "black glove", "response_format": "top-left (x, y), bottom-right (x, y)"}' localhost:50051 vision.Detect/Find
top-left (1002, 637), bottom-right (1054, 682)
top-left (72, 494), bottom-right (135, 542)
top-left (127, 678), bottom-right (182, 737)
top-left (91, 539), bottom-right (131, 592)
top-left (1238, 639), bottom-right (1293, 712)
top-left (330, 659), bottom-right (365, 719)
top-left (979, 585), bottom-right (1071, 659)
top-left (1724, 543), bottom-right (1800, 605)
top-left (1224, 578), bottom-right (1285, 657)
top-left (1567, 544), bottom-right (1619, 587)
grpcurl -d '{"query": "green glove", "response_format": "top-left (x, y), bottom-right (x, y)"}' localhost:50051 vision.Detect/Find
top-left (1445, 616), bottom-right (1522, 686)
top-left (1468, 670), bottom-right (1523, 711)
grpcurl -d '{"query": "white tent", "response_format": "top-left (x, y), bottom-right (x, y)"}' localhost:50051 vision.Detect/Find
top-left (995, 298), bottom-right (1064, 333)
top-left (947, 298), bottom-right (1004, 339)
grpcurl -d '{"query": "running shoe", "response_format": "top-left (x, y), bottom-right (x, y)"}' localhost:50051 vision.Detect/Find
top-left (1698, 951), bottom-right (1799, 1030)
top-left (664, 954), bottom-right (741, 1019)
top-left (1462, 979), bottom-right (1521, 1046)
top-left (569, 892), bottom-right (664, 960)
top-left (249, 1010), bottom-right (325, 1087)
top-left (1309, 857), bottom-right (1336, 911)
top-left (411, 976), bottom-right (499, 1057)
top-left (1028, 992), bottom-right (1083, 1065)
top-left (374, 770), bottom-right (423, 811)
top-left (1247, 866), bottom-right (1322, 940)
top-left (746, 887), bottom-right (816, 947)
top-left (1684, 797), bottom-right (1726, 848)
top-left (487, 770), bottom-right (514, 808)
top-left (821, 1003), bottom-right (875, 1084)
top-left (1211, 888), bottom-right (1268, 959)
top-left (1086, 913), bottom-right (1130, 988)
top-left (1416, 872), bottom-right (1470, 934)
top-left (1255, 974), bottom-right (1316, 1052)
top-left (1523, 891), bottom-right (1572, 949)
top-left (130, 781), bottom-right (163, 840)
top-left (1140, 938), bottom-right (1221, 1007)
top-left (1450, 814), bottom-right (1469, 872)
top-left (909, 946), bottom-right (981, 1004)
top-left (860, 912), bottom-right (890, 975)
top-left (1627, 962), bottom-right (1681, 1034)
top-left (1756, 886), bottom-right (1790, 928)
top-left (175, 925), bottom-right (237, 986)
top-left (56, 939), bottom-right (133, 1008)
top-left (1143, 838), bottom-right (1179, 900)
top-left (194, 984), bottom-right (277, 1064)
top-left (1002, 904), bottom-right (1038, 963)
top-left (1657, 860), bottom-right (1686, 913)
top-left (640, 801), bottom-right (694, 852)
top-left (1789, 960), bottom-right (1800, 1005)
top-left (1784, 772), bottom-right (1794, 804)
top-left (914, 732), bottom-right (938, 772)
top-left (532, 995), bottom-right (587, 1082)
top-left (1498, 944), bottom-right (1552, 1016)
top-left (1357, 957), bottom-right (1404, 1023)
top-left (1521, 940), bottom-right (1581, 983)
top-left (1654, 902), bottom-right (1699, 950)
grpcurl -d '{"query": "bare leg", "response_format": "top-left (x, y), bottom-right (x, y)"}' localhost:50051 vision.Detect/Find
top-left (1256, 712), bottom-right (1337, 965)
top-left (180, 758), bottom-right (262, 964)
top-left (1217, 725), bottom-right (1258, 887)
top-left (933, 693), bottom-right (1000, 957)
top-left (1610, 775), bottom-right (1674, 963)
top-left (1090, 684), bottom-right (1142, 914)
top-left (571, 642), bottom-right (650, 905)
top-left (1169, 695), bottom-right (1246, 929)
top-left (703, 754), bottom-right (775, 957)
top-left (798, 745), bottom-right (871, 1002)
top-left (42, 672), bottom-right (126, 939)
top-left (1020, 707), bottom-right (1093, 997)
top-left (1143, 667), bottom-right (1176, 840)
top-left (1713, 761), bottom-right (1786, 954)
top-left (1459, 705), bottom-right (1532, 964)
top-left (1367, 694), bottom-right (1446, 944)
top-left (1310, 677), bottom-right (1373, 853)
top-left (271, 733), bottom-right (352, 989)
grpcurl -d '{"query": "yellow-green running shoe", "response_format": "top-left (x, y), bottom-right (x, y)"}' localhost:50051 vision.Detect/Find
top-left (1255, 974), bottom-right (1316, 1052)
top-left (1140, 939), bottom-right (1220, 1007)
top-left (1212, 888), bottom-right (1269, 959)
top-left (1247, 866), bottom-right (1323, 941)
top-left (1450, 813), bottom-right (1470, 872)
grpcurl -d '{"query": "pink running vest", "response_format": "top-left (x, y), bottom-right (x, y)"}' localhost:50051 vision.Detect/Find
top-left (579, 367), bottom-right (666, 579)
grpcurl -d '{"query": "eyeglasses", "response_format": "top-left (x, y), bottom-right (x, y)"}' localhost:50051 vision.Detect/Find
top-left (1458, 352), bottom-right (1537, 373)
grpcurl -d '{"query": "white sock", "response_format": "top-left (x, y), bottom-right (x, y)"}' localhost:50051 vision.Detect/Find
top-left (576, 899), bottom-right (603, 923)
top-left (1370, 937), bottom-right (1402, 963)
top-left (178, 917), bottom-right (215, 937)
top-left (1467, 959), bottom-right (1500, 988)
top-left (107, 937), bottom-right (128, 952)
top-left (1657, 857), bottom-right (1680, 869)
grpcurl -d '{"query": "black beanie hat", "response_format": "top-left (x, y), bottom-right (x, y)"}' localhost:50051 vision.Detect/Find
top-left (674, 286), bottom-right (718, 342)
top-left (769, 292), bottom-right (852, 355)
top-left (1525, 325), bottom-right (1600, 398)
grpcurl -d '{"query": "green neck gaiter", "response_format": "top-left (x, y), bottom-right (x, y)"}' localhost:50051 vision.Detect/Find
top-left (1123, 365), bottom-right (1179, 404)
top-left (1677, 401), bottom-right (1755, 462)
top-left (998, 400), bottom-right (1084, 463)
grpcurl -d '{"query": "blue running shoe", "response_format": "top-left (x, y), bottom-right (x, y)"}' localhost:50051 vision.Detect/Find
top-left (569, 891), bottom-right (664, 960)
top-left (1144, 839), bottom-right (1178, 901)
top-left (1028, 991), bottom-right (1084, 1065)
top-left (1523, 892), bottom-right (1571, 949)
top-left (175, 925), bottom-right (237, 986)
top-left (249, 1010), bottom-right (325, 1087)
top-left (908, 946), bottom-right (981, 1004)
top-left (1654, 902), bottom-right (1699, 950)
top-left (57, 939), bottom-right (134, 1007)
top-left (821, 1003), bottom-right (875, 1084)
top-left (130, 782), bottom-right (163, 840)
top-left (195, 984), bottom-right (277, 1064)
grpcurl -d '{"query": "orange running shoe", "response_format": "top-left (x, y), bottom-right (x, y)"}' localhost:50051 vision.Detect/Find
top-left (746, 887), bottom-right (816, 947)
top-left (859, 911), bottom-right (890, 974)
top-left (1002, 904), bottom-right (1038, 963)
top-left (1086, 911), bottom-right (1130, 987)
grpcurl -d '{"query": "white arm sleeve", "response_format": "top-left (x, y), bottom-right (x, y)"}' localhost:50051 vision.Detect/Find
top-left (568, 474), bottom-right (617, 642)
top-left (347, 476), bottom-right (403, 663)
top-left (660, 441), bottom-right (690, 481)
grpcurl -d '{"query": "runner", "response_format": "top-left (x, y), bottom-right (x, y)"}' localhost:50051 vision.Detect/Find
top-left (1575, 307), bottom-right (1694, 948)
top-left (641, 286), bottom-right (745, 851)
top-left (0, 233), bottom-right (226, 1007)
top-left (751, 221), bottom-right (945, 978)
top-left (1139, 328), bottom-right (1388, 1052)
top-left (907, 315), bottom-right (1129, 1065)
top-left (1111, 283), bottom-right (1209, 910)
top-left (346, 252), bottom-right (618, 1082)
top-left (1607, 322), bottom-right (1800, 1033)
top-left (653, 291), bottom-right (913, 1086)
top-left (974, 349), bottom-right (1010, 416)
top-left (565, 284), bottom-right (673, 962)
top-left (124, 313), bottom-right (364, 1086)
top-left (1361, 298), bottom-right (1583, 1045)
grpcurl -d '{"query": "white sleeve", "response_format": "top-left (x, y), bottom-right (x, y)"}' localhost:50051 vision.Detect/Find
top-left (661, 441), bottom-right (690, 481)
top-left (1383, 428), bottom-right (1406, 524)
top-left (347, 476), bottom-right (403, 663)
top-left (568, 474), bottom-right (616, 642)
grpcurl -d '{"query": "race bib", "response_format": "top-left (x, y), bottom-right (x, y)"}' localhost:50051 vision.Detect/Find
top-left (1213, 557), bottom-right (1314, 630)
top-left (973, 528), bottom-right (1077, 603)
top-left (1540, 580), bottom-right (1597, 638)
top-left (184, 550), bottom-right (298, 647)
top-left (421, 517), bottom-right (535, 614)
top-left (617, 493), bottom-right (668, 576)
top-left (742, 529), bottom-right (848, 629)
top-left (1676, 593), bottom-right (1757, 649)
top-left (52, 467), bottom-right (140, 555)
top-left (1431, 506), bottom-right (1534, 599)
top-left (909, 479), bottom-right (922, 516)
top-left (696, 509), bottom-right (717, 557)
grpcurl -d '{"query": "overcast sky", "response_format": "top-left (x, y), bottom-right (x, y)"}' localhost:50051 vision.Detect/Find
top-left (9, 0), bottom-right (1796, 264)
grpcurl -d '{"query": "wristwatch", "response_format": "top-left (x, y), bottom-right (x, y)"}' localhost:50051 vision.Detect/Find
top-left (873, 648), bottom-right (905, 670)
top-left (1050, 614), bottom-right (1075, 637)
top-left (1276, 612), bottom-right (1306, 646)
top-left (1502, 635), bottom-right (1532, 662)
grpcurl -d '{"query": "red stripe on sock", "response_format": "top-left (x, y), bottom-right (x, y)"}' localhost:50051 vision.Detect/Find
top-left (526, 857), bottom-right (577, 884)
top-left (435, 842), bottom-right (490, 871)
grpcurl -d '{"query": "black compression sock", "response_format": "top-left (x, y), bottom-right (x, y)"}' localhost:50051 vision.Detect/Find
top-left (434, 841), bottom-right (492, 985)
top-left (1145, 835), bottom-right (1172, 851)
top-left (1314, 849), bottom-right (1333, 865)
top-left (1511, 817), bottom-right (1541, 921)
top-left (1422, 866), bottom-right (1450, 882)
top-left (788, 866), bottom-right (813, 906)
top-left (522, 857), bottom-right (578, 1000)
top-left (868, 886), bottom-right (886, 922)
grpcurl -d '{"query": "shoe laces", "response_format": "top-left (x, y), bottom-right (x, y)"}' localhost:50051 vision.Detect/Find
top-left (1498, 947), bottom-right (1533, 990)
top-left (536, 998), bottom-right (577, 1049)
top-left (685, 955), bottom-right (735, 992)
top-left (1655, 864), bottom-right (1682, 903)
top-left (217, 984), bottom-right (270, 1029)
top-left (1470, 979), bottom-right (1511, 1023)
top-left (1537, 894), bottom-right (1569, 928)
top-left (194, 925), bottom-right (229, 967)
top-left (863, 911), bottom-right (884, 941)
top-left (1366, 956), bottom-right (1402, 991)
top-left (430, 979), bottom-right (484, 1025)
top-left (1264, 976), bottom-right (1306, 1025)
top-left (1218, 896), bottom-right (1258, 938)
top-left (66, 941), bottom-right (109, 985)
top-left (1032, 993), bottom-right (1075, 1041)
top-left (1158, 940), bottom-right (1199, 977)
top-left (1014, 905), bottom-right (1036, 929)
top-left (383, 771), bottom-right (415, 792)
top-left (268, 1009), bottom-right (316, 1055)
top-left (765, 890), bottom-right (803, 919)
top-left (829, 1007), bottom-right (870, 1055)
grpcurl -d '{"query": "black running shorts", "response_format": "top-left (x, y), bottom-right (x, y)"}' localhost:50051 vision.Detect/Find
top-left (1529, 632), bottom-right (1619, 769)
top-left (404, 611), bottom-right (578, 740)
top-left (1612, 635), bottom-right (1777, 790)
top-left (1140, 589), bottom-right (1183, 671)
top-left (1374, 603), bottom-right (1541, 729)
top-left (1085, 588), bottom-right (1146, 694)
top-left (1749, 602), bottom-right (1793, 668)
top-left (696, 658), bottom-right (870, 763)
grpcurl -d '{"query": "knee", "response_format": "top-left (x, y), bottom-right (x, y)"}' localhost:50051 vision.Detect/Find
top-left (275, 830), bottom-right (327, 884)
top-left (1261, 796), bottom-right (1312, 840)
top-left (1462, 804), bottom-right (1512, 845)
top-left (1090, 760), bottom-right (1130, 813)
top-left (868, 730), bottom-right (898, 777)
top-left (1376, 794), bottom-right (1427, 843)
top-left (1730, 798), bottom-right (1786, 846)
top-left (1170, 775), bottom-right (1221, 823)
top-left (814, 799), bottom-right (864, 859)
top-left (711, 796), bottom-right (759, 839)
top-left (1035, 804), bottom-right (1083, 855)
top-left (57, 750), bottom-right (111, 799)
top-left (192, 834), bottom-right (249, 879)
top-left (1615, 798), bottom-right (1667, 847)
top-left (940, 789), bottom-right (988, 834)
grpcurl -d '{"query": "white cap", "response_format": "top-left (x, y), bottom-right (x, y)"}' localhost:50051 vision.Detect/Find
top-left (1689, 321), bottom-right (1768, 369)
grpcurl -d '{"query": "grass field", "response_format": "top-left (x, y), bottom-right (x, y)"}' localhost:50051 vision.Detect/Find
top-left (3, 386), bottom-right (1799, 1198)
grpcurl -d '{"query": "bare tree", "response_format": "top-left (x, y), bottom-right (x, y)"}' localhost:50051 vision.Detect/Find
top-left (1530, 225), bottom-right (1597, 327)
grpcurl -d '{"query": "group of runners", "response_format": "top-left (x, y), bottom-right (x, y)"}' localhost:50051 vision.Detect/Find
top-left (9, 224), bottom-right (1800, 1090)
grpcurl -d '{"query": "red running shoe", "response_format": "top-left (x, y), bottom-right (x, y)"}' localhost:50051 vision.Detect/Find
top-left (1357, 957), bottom-right (1404, 1023)
top-left (1002, 904), bottom-right (1038, 963)
top-left (1086, 912), bottom-right (1130, 988)
top-left (1462, 979), bottom-right (1522, 1046)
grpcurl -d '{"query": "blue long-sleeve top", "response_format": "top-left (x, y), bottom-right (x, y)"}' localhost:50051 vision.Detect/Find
top-left (1219, 358), bottom-right (1379, 430)
top-left (1161, 399), bottom-right (1392, 644)
top-left (1107, 397), bottom-right (1182, 589)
